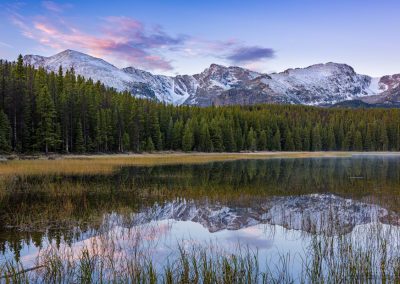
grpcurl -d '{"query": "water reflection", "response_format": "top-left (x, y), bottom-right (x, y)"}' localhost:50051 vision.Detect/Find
top-left (1, 155), bottom-right (400, 266)
top-left (132, 194), bottom-right (399, 235)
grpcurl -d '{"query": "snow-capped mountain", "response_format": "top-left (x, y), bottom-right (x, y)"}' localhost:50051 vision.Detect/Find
top-left (129, 194), bottom-right (400, 235)
top-left (23, 49), bottom-right (400, 107)
top-left (24, 50), bottom-right (134, 92)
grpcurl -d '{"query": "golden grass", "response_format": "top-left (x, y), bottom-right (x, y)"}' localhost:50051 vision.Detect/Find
top-left (0, 151), bottom-right (355, 176)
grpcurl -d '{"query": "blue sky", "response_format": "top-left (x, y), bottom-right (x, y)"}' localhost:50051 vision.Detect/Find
top-left (0, 0), bottom-right (399, 76)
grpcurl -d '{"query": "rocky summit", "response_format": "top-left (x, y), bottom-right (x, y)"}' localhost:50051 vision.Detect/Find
top-left (23, 49), bottom-right (400, 107)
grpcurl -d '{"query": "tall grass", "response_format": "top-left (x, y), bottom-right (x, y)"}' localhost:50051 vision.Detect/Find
top-left (1, 222), bottom-right (400, 283)
top-left (0, 152), bottom-right (352, 176)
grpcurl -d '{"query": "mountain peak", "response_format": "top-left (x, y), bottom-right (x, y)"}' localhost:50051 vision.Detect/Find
top-left (209, 63), bottom-right (226, 69)
top-left (21, 49), bottom-right (397, 107)
top-left (280, 62), bottom-right (357, 78)
top-left (51, 49), bottom-right (100, 61)
top-left (59, 49), bottom-right (76, 54)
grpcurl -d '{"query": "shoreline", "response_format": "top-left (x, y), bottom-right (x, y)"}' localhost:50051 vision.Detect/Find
top-left (0, 151), bottom-right (399, 176)
top-left (4, 150), bottom-right (400, 159)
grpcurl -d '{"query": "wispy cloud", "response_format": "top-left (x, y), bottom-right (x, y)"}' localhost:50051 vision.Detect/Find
top-left (11, 14), bottom-right (183, 70)
top-left (226, 46), bottom-right (275, 64)
top-left (0, 41), bottom-right (12, 48)
top-left (9, 4), bottom-right (275, 72)
top-left (41, 1), bottom-right (72, 13)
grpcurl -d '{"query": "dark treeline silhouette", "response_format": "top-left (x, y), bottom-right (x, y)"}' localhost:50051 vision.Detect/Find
top-left (1, 55), bottom-right (400, 154)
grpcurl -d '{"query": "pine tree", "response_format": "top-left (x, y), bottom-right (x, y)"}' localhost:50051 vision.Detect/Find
top-left (223, 126), bottom-right (236, 152)
top-left (2, 54), bottom-right (400, 155)
top-left (35, 86), bottom-right (58, 154)
top-left (165, 117), bottom-right (174, 150)
top-left (122, 132), bottom-right (130, 152)
top-left (302, 127), bottom-right (311, 151)
top-left (272, 128), bottom-right (281, 151)
top-left (75, 120), bottom-right (85, 153)
top-left (182, 121), bottom-right (194, 152)
top-left (284, 129), bottom-right (295, 151)
top-left (311, 125), bottom-right (322, 151)
top-left (258, 130), bottom-right (267, 150)
top-left (0, 110), bottom-right (11, 152)
top-left (235, 124), bottom-right (244, 151)
top-left (149, 108), bottom-right (162, 150)
top-left (364, 125), bottom-right (373, 151)
top-left (293, 127), bottom-right (302, 151)
top-left (353, 130), bottom-right (363, 151)
top-left (343, 131), bottom-right (352, 151)
top-left (146, 137), bottom-right (155, 152)
top-left (198, 119), bottom-right (212, 152)
top-left (171, 119), bottom-right (183, 150)
top-left (209, 119), bottom-right (224, 152)
top-left (11, 54), bottom-right (26, 151)
top-left (326, 125), bottom-right (336, 150)
top-left (379, 125), bottom-right (389, 151)
top-left (247, 127), bottom-right (257, 151)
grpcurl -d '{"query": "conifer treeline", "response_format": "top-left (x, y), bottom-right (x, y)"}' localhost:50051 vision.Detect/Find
top-left (0, 55), bottom-right (399, 154)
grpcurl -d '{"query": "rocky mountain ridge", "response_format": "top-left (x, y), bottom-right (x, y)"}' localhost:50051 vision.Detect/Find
top-left (23, 49), bottom-right (400, 107)
top-left (131, 194), bottom-right (400, 235)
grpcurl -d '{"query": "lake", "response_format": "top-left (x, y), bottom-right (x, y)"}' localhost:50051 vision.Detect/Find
top-left (1, 154), bottom-right (400, 282)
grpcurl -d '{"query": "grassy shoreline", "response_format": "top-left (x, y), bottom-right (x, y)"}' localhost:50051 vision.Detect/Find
top-left (0, 151), bottom-right (391, 176)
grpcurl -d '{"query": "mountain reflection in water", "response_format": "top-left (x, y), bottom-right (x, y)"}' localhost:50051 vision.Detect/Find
top-left (1, 155), bottom-right (400, 277)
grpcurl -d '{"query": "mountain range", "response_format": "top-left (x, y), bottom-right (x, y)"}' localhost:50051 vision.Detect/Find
top-left (132, 194), bottom-right (399, 235)
top-left (23, 49), bottom-right (400, 107)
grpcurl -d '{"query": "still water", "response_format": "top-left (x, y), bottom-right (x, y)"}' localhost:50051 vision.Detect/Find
top-left (1, 155), bottom-right (400, 281)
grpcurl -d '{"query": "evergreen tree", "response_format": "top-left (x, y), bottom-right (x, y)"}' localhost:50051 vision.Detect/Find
top-left (235, 124), bottom-right (244, 151)
top-left (122, 132), bottom-right (130, 152)
top-left (379, 125), bottom-right (389, 151)
top-left (353, 130), bottom-right (363, 151)
top-left (293, 127), bottom-right (302, 151)
top-left (326, 125), bottom-right (336, 150)
top-left (302, 127), bottom-right (311, 151)
top-left (74, 120), bottom-right (85, 153)
top-left (311, 125), bottom-right (322, 151)
top-left (182, 121), bottom-right (194, 151)
top-left (0, 110), bottom-right (11, 152)
top-left (199, 119), bottom-right (212, 152)
top-left (1, 55), bottom-right (400, 155)
top-left (146, 137), bottom-right (155, 152)
top-left (258, 130), bottom-right (267, 150)
top-left (272, 128), bottom-right (281, 151)
top-left (210, 119), bottom-right (224, 152)
top-left (247, 127), bottom-right (257, 151)
top-left (284, 130), bottom-right (295, 151)
top-left (35, 86), bottom-right (58, 154)
top-left (149, 108), bottom-right (162, 150)
top-left (223, 126), bottom-right (236, 152)
top-left (171, 119), bottom-right (183, 150)
top-left (364, 125), bottom-right (374, 151)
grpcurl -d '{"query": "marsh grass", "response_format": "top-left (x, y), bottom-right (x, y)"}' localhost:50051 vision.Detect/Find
top-left (1, 222), bottom-right (400, 283)
top-left (0, 152), bottom-right (353, 176)
top-left (2, 155), bottom-right (400, 282)
top-left (2, 156), bottom-right (400, 244)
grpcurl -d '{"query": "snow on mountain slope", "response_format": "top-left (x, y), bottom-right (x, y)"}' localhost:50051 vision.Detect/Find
top-left (257, 63), bottom-right (373, 105)
top-left (130, 194), bottom-right (400, 234)
top-left (24, 50), bottom-right (133, 92)
top-left (22, 49), bottom-right (398, 107)
top-left (123, 67), bottom-right (197, 105)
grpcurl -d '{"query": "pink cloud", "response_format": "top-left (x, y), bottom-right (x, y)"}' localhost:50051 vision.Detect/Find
top-left (41, 1), bottom-right (73, 13)
top-left (11, 7), bottom-right (275, 72)
top-left (12, 14), bottom-right (180, 71)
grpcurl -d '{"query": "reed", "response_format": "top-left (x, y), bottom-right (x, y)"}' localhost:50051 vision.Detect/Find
top-left (0, 152), bottom-right (353, 176)
top-left (1, 222), bottom-right (400, 283)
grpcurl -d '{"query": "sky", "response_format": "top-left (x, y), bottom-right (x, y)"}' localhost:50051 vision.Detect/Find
top-left (0, 0), bottom-right (399, 77)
